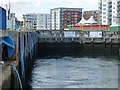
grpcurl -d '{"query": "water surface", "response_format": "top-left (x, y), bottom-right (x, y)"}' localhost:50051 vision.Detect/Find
top-left (29, 55), bottom-right (119, 88)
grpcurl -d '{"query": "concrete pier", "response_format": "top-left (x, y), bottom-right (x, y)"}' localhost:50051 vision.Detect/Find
top-left (0, 65), bottom-right (11, 89)
top-left (118, 49), bottom-right (120, 55)
top-left (37, 30), bottom-right (120, 44)
top-left (0, 30), bottom-right (38, 89)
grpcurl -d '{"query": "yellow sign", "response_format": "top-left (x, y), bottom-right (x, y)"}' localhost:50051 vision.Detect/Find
top-left (23, 18), bottom-right (26, 32)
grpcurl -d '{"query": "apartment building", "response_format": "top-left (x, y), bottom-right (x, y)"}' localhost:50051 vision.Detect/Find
top-left (7, 13), bottom-right (23, 30)
top-left (23, 13), bottom-right (50, 30)
top-left (112, 0), bottom-right (120, 26)
top-left (50, 7), bottom-right (82, 30)
top-left (99, 0), bottom-right (120, 25)
top-left (37, 14), bottom-right (50, 30)
top-left (23, 13), bottom-right (37, 30)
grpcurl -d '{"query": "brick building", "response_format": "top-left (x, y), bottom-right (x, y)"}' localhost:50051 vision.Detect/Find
top-left (83, 10), bottom-right (100, 24)
top-left (50, 7), bottom-right (82, 30)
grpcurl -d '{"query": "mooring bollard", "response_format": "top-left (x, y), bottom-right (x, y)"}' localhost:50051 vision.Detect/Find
top-left (118, 49), bottom-right (120, 55)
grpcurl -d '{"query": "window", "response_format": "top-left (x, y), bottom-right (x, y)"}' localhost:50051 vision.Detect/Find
top-left (103, 12), bottom-right (106, 14)
top-left (103, 8), bottom-right (106, 10)
top-left (103, 16), bottom-right (106, 18)
top-left (103, 4), bottom-right (106, 6)
top-left (103, 0), bottom-right (106, 2)
top-left (103, 20), bottom-right (106, 23)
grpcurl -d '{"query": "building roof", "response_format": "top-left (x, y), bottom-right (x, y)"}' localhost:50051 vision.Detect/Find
top-left (85, 16), bottom-right (98, 24)
top-left (50, 7), bottom-right (83, 10)
top-left (83, 10), bottom-right (100, 13)
top-left (0, 6), bottom-right (6, 10)
top-left (77, 17), bottom-right (87, 25)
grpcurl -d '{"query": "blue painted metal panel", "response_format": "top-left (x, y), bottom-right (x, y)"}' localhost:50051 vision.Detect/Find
top-left (19, 34), bottom-right (25, 81)
top-left (3, 35), bottom-right (15, 57)
top-left (0, 35), bottom-right (15, 57)
top-left (0, 7), bottom-right (2, 29)
top-left (0, 6), bottom-right (6, 30)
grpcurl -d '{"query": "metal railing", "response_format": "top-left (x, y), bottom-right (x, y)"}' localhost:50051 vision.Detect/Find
top-left (36, 30), bottom-right (120, 43)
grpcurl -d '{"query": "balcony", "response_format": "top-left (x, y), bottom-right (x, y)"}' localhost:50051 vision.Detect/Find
top-left (99, 6), bottom-right (102, 9)
top-left (108, 9), bottom-right (112, 12)
top-left (108, 5), bottom-right (112, 8)
top-left (109, 2), bottom-right (112, 4)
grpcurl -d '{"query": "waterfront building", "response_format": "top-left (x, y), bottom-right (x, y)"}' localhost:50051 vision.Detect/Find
top-left (50, 7), bottom-right (82, 30)
top-left (112, 0), bottom-right (120, 26)
top-left (7, 13), bottom-right (23, 30)
top-left (83, 10), bottom-right (100, 24)
top-left (23, 13), bottom-right (50, 30)
top-left (23, 13), bottom-right (37, 30)
top-left (99, 0), bottom-right (120, 26)
top-left (37, 14), bottom-right (50, 30)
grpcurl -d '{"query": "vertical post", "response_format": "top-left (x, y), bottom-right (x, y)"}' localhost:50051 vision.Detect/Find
top-left (119, 49), bottom-right (120, 56)
top-left (81, 24), bottom-right (83, 31)
top-left (23, 18), bottom-right (26, 32)
top-left (91, 24), bottom-right (92, 31)
top-left (99, 24), bottom-right (101, 31)
top-left (80, 24), bottom-right (81, 31)
top-left (60, 29), bottom-right (64, 42)
top-left (72, 24), bottom-right (74, 30)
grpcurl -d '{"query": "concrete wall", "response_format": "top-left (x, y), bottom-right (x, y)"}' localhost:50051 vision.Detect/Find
top-left (38, 42), bottom-right (120, 57)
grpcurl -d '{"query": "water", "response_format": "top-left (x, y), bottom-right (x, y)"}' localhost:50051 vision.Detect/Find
top-left (28, 55), bottom-right (119, 88)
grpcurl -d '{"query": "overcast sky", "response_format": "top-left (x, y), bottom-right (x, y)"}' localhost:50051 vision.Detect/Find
top-left (0, 0), bottom-right (99, 20)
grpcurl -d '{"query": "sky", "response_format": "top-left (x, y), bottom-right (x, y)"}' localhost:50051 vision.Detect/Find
top-left (0, 0), bottom-right (99, 21)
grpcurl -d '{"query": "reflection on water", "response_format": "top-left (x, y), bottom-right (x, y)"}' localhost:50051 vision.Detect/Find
top-left (29, 55), bottom-right (119, 88)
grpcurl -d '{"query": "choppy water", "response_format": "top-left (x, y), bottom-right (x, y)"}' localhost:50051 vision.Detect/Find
top-left (28, 55), bottom-right (119, 88)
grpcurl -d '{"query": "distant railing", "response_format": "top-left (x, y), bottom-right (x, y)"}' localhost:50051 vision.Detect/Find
top-left (36, 30), bottom-right (120, 43)
top-left (36, 30), bottom-right (119, 37)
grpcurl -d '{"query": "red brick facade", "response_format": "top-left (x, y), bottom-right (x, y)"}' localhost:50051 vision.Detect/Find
top-left (83, 11), bottom-right (99, 22)
top-left (64, 11), bottom-right (82, 28)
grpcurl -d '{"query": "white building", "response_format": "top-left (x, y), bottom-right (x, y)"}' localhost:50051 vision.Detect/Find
top-left (112, 0), bottom-right (120, 26)
top-left (7, 13), bottom-right (23, 30)
top-left (99, 0), bottom-right (120, 26)
top-left (23, 13), bottom-right (37, 30)
top-left (23, 13), bottom-right (50, 30)
top-left (37, 14), bottom-right (50, 30)
top-left (50, 7), bottom-right (82, 30)
top-left (50, 8), bottom-right (61, 30)
top-left (7, 13), bottom-right (16, 30)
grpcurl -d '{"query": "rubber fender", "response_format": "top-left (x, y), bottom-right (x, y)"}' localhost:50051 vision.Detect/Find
top-left (0, 35), bottom-right (15, 58)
